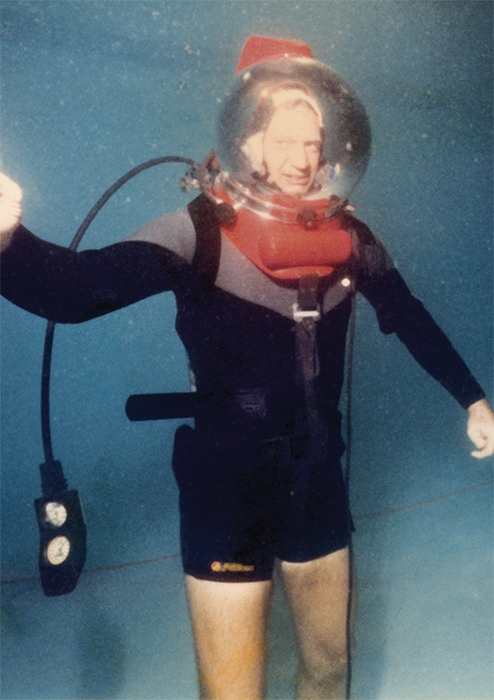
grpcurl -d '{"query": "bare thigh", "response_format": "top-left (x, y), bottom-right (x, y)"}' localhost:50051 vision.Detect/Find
top-left (280, 548), bottom-right (354, 695)
top-left (185, 575), bottom-right (274, 700)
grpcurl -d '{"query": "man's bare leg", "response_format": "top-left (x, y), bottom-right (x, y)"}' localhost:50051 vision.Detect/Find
top-left (280, 547), bottom-right (354, 700)
top-left (185, 575), bottom-right (274, 700)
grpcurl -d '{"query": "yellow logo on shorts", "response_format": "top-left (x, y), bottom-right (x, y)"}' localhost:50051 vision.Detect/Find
top-left (211, 561), bottom-right (255, 573)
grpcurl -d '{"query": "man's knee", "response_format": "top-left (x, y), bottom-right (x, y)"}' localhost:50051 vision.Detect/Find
top-left (302, 641), bottom-right (348, 682)
top-left (296, 642), bottom-right (349, 700)
top-left (280, 549), bottom-right (353, 695)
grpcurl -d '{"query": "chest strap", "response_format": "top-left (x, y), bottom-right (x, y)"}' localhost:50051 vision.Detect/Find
top-left (294, 274), bottom-right (325, 428)
top-left (291, 274), bottom-right (331, 505)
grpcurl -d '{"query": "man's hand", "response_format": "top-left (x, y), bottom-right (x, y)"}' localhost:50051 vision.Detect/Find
top-left (467, 398), bottom-right (494, 458)
top-left (0, 172), bottom-right (23, 252)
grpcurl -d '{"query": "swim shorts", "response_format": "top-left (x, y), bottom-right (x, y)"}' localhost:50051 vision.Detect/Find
top-left (172, 421), bottom-right (352, 582)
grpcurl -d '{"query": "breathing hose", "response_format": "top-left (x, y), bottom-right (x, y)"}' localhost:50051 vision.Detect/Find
top-left (40, 155), bottom-right (200, 467)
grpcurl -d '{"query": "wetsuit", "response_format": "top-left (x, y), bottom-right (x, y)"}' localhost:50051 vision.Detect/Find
top-left (1, 195), bottom-right (485, 581)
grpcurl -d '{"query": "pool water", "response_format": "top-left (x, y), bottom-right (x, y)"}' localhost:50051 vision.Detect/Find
top-left (1, 2), bottom-right (492, 698)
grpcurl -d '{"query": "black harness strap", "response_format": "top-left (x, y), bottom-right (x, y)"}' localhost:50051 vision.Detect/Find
top-left (291, 274), bottom-right (330, 505)
top-left (185, 194), bottom-right (222, 298)
top-left (294, 273), bottom-right (321, 405)
top-left (294, 273), bottom-right (324, 431)
top-left (126, 194), bottom-right (224, 421)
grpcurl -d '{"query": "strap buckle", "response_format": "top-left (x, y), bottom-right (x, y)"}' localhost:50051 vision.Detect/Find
top-left (292, 303), bottom-right (321, 323)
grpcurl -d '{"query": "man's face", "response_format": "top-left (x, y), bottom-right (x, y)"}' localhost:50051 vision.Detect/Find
top-left (262, 102), bottom-right (322, 196)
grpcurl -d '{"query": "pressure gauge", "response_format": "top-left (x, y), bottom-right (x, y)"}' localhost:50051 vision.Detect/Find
top-left (45, 502), bottom-right (67, 527)
top-left (46, 535), bottom-right (71, 565)
top-left (34, 487), bottom-right (87, 596)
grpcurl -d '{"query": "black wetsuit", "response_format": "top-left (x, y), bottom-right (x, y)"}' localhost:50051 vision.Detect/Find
top-left (1, 195), bottom-right (485, 581)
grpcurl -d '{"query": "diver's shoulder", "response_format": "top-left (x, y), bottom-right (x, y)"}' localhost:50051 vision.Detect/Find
top-left (343, 212), bottom-right (376, 246)
top-left (123, 209), bottom-right (195, 263)
top-left (343, 213), bottom-right (396, 277)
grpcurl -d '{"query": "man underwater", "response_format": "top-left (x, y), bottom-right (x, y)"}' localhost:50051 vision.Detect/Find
top-left (1, 36), bottom-right (493, 700)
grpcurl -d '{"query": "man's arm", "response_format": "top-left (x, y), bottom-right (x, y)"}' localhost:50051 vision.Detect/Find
top-left (352, 217), bottom-right (494, 459)
top-left (0, 172), bottom-right (191, 323)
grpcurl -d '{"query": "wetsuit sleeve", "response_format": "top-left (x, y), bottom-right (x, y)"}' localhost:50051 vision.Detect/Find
top-left (352, 218), bottom-right (486, 409)
top-left (1, 224), bottom-right (190, 323)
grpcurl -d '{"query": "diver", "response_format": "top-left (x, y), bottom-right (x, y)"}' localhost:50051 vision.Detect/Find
top-left (1, 36), bottom-right (493, 700)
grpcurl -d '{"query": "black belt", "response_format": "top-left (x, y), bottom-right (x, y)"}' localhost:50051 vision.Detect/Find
top-left (126, 387), bottom-right (276, 421)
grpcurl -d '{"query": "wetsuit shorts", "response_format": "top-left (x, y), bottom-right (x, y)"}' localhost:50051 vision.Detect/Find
top-left (172, 422), bottom-right (352, 582)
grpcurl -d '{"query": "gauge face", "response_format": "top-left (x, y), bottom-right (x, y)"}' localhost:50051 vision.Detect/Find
top-left (46, 536), bottom-right (70, 565)
top-left (45, 502), bottom-right (67, 527)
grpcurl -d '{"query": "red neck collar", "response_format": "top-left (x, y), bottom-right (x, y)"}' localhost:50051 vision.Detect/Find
top-left (220, 206), bottom-right (353, 281)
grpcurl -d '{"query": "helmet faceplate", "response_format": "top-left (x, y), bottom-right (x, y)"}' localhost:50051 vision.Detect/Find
top-left (210, 56), bottom-right (371, 222)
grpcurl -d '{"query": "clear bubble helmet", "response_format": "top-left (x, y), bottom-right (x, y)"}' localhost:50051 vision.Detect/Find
top-left (209, 53), bottom-right (371, 223)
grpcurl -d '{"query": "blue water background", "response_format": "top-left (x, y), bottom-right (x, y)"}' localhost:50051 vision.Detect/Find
top-left (1, 2), bottom-right (492, 698)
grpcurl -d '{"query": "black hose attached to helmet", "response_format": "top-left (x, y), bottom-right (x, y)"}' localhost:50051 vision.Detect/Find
top-left (41, 155), bottom-right (200, 464)
top-left (36, 156), bottom-right (200, 596)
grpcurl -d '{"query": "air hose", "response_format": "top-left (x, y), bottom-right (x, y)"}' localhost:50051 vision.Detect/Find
top-left (35, 156), bottom-right (200, 596)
